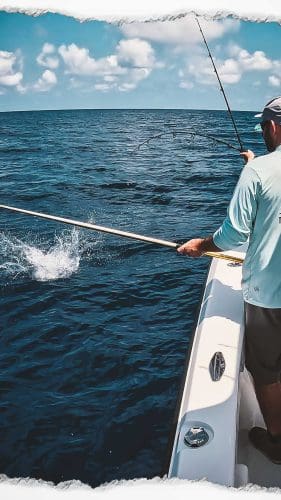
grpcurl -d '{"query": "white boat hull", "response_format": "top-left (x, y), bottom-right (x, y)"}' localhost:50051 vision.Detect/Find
top-left (168, 248), bottom-right (281, 488)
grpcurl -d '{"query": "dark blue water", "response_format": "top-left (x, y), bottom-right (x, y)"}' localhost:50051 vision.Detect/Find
top-left (0, 109), bottom-right (265, 486)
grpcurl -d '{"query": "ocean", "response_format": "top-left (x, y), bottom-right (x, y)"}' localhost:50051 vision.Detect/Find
top-left (0, 108), bottom-right (264, 486)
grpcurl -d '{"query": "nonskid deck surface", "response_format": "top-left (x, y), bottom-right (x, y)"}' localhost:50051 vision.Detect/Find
top-left (238, 370), bottom-right (281, 488)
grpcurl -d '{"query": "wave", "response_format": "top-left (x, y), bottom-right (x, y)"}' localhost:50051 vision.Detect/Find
top-left (0, 147), bottom-right (42, 153)
top-left (101, 181), bottom-right (138, 190)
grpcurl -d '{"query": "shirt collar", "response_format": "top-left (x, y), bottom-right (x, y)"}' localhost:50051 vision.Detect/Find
top-left (275, 144), bottom-right (281, 152)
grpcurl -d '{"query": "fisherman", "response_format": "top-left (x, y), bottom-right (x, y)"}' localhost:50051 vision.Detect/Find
top-left (177, 96), bottom-right (281, 464)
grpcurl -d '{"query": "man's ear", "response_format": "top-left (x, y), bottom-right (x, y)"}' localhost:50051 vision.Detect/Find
top-left (270, 120), bottom-right (277, 134)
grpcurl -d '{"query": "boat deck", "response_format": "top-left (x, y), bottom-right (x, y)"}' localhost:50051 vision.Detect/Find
top-left (238, 369), bottom-right (281, 488)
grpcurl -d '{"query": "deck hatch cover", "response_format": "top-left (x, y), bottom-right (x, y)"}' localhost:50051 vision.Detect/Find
top-left (209, 351), bottom-right (225, 381)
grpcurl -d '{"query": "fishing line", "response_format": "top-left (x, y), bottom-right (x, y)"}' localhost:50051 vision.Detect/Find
top-left (133, 128), bottom-right (240, 153)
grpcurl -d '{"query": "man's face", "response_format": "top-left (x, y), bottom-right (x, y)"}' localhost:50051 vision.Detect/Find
top-left (262, 121), bottom-right (276, 152)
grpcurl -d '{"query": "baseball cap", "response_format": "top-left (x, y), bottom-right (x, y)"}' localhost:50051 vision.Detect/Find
top-left (254, 96), bottom-right (281, 132)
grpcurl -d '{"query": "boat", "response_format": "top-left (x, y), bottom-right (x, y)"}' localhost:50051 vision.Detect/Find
top-left (167, 246), bottom-right (281, 488)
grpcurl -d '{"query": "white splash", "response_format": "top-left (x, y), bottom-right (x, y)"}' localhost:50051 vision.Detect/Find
top-left (23, 230), bottom-right (81, 281)
top-left (0, 229), bottom-right (85, 282)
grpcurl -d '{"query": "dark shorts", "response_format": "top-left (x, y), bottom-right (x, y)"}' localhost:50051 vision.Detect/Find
top-left (244, 302), bottom-right (281, 385)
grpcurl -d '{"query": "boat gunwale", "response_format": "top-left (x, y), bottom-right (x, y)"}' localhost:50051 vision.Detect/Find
top-left (161, 259), bottom-right (212, 476)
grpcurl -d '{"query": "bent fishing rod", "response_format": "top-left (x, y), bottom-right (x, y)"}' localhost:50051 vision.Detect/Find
top-left (134, 128), bottom-right (240, 153)
top-left (0, 204), bottom-right (243, 264)
top-left (195, 17), bottom-right (245, 153)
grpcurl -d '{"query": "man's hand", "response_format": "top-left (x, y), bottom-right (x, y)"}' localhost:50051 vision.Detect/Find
top-left (177, 238), bottom-right (206, 257)
top-left (177, 236), bottom-right (222, 257)
top-left (240, 149), bottom-right (255, 164)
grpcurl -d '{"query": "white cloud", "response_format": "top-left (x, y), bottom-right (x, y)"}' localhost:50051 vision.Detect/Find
top-left (42, 42), bottom-right (54, 54)
top-left (121, 17), bottom-right (240, 46)
top-left (181, 55), bottom-right (214, 87)
top-left (227, 43), bottom-right (243, 57)
top-left (58, 44), bottom-right (125, 76)
top-left (16, 82), bottom-right (27, 94)
top-left (94, 83), bottom-right (111, 92)
top-left (179, 81), bottom-right (194, 89)
top-left (116, 38), bottom-right (155, 68)
top-left (216, 58), bottom-right (241, 84)
top-left (272, 60), bottom-right (281, 72)
top-left (179, 45), bottom-right (280, 89)
top-left (0, 72), bottom-right (23, 86)
top-left (268, 75), bottom-right (281, 87)
top-left (118, 82), bottom-right (136, 92)
top-left (104, 75), bottom-right (118, 82)
top-left (235, 48), bottom-right (272, 71)
top-left (34, 69), bottom-right (57, 92)
top-left (58, 39), bottom-right (159, 92)
top-left (37, 42), bottom-right (59, 69)
top-left (69, 77), bottom-right (84, 89)
top-left (120, 20), bottom-right (277, 92)
top-left (0, 50), bottom-right (23, 90)
top-left (0, 50), bottom-right (16, 76)
top-left (117, 67), bottom-right (151, 91)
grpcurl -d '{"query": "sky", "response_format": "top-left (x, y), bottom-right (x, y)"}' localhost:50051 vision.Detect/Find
top-left (0, 11), bottom-right (281, 112)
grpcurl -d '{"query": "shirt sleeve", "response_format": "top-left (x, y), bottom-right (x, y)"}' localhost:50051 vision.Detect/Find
top-left (213, 165), bottom-right (261, 251)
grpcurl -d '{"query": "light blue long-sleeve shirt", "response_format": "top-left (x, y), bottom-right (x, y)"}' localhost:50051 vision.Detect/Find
top-left (213, 144), bottom-right (281, 308)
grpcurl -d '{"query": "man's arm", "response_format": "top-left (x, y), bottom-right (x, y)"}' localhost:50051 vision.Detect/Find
top-left (177, 154), bottom-right (260, 258)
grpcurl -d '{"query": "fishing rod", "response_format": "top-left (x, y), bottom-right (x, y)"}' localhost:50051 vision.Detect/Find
top-left (195, 17), bottom-right (244, 153)
top-left (0, 204), bottom-right (244, 264)
top-left (134, 128), bottom-right (240, 153)
top-left (134, 20), bottom-right (245, 155)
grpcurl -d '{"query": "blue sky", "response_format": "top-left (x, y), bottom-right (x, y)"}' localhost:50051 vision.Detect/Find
top-left (0, 12), bottom-right (280, 111)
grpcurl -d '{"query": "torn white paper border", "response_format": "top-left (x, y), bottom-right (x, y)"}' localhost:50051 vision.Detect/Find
top-left (0, 475), bottom-right (280, 499)
top-left (0, 0), bottom-right (281, 22)
top-left (0, 0), bottom-right (281, 498)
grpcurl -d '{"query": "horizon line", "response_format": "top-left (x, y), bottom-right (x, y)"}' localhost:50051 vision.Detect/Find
top-left (0, 106), bottom-right (257, 114)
